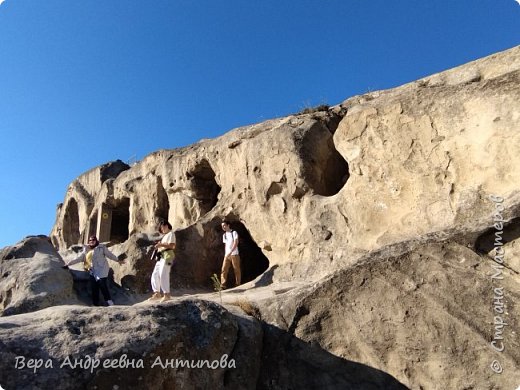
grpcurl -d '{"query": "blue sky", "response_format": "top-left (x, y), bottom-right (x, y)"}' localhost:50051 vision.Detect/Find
top-left (0, 1), bottom-right (519, 248)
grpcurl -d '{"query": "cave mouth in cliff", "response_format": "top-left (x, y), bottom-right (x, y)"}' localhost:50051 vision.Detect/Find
top-left (475, 216), bottom-right (520, 253)
top-left (110, 198), bottom-right (130, 244)
top-left (88, 211), bottom-right (98, 239)
top-left (171, 218), bottom-right (270, 291)
top-left (188, 159), bottom-right (221, 215)
top-left (313, 142), bottom-right (349, 196)
top-left (155, 176), bottom-right (170, 223)
top-left (63, 198), bottom-right (80, 247)
top-left (204, 219), bottom-right (270, 288)
top-left (297, 124), bottom-right (349, 197)
top-left (231, 221), bottom-right (270, 284)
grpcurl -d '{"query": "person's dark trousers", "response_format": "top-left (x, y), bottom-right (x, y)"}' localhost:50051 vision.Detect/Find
top-left (89, 275), bottom-right (112, 306)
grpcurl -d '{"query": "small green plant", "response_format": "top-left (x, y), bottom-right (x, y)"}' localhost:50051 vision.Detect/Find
top-left (211, 273), bottom-right (223, 304)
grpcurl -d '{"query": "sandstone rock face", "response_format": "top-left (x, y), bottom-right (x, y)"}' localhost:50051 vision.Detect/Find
top-left (0, 236), bottom-right (80, 316)
top-left (1, 45), bottom-right (516, 389)
top-left (0, 300), bottom-right (263, 390)
top-left (333, 57), bottom-right (520, 253)
top-left (0, 298), bottom-right (410, 390)
top-left (50, 46), bottom-right (520, 291)
top-left (257, 240), bottom-right (520, 389)
top-left (51, 160), bottom-right (130, 249)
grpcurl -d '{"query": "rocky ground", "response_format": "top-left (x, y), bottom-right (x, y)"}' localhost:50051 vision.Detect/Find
top-left (1, 234), bottom-right (518, 389)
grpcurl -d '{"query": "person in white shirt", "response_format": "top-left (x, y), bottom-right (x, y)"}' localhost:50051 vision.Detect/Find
top-left (65, 235), bottom-right (125, 306)
top-left (220, 220), bottom-right (241, 289)
top-left (149, 220), bottom-right (176, 302)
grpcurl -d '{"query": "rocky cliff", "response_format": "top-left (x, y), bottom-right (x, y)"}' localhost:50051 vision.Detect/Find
top-left (1, 45), bottom-right (519, 389)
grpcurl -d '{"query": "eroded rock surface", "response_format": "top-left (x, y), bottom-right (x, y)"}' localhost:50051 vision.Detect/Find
top-left (256, 240), bottom-right (520, 389)
top-left (1, 45), bottom-right (519, 389)
top-left (0, 236), bottom-right (80, 316)
top-left (0, 300), bottom-right (262, 390)
top-left (0, 299), bottom-right (409, 390)
top-left (50, 46), bottom-right (520, 290)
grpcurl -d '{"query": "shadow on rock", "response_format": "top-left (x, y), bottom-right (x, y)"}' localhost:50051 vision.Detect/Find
top-left (258, 323), bottom-right (408, 390)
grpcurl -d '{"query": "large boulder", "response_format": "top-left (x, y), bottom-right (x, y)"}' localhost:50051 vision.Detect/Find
top-left (0, 236), bottom-right (80, 316)
top-left (0, 298), bottom-right (410, 390)
top-left (0, 299), bottom-right (262, 390)
top-left (257, 240), bottom-right (520, 389)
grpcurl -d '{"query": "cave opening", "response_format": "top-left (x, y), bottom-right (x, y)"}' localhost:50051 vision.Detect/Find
top-left (475, 216), bottom-right (520, 254)
top-left (110, 198), bottom-right (130, 244)
top-left (229, 220), bottom-right (270, 285)
top-left (88, 211), bottom-right (98, 241)
top-left (188, 159), bottom-right (221, 215)
top-left (155, 176), bottom-right (170, 223)
top-left (63, 198), bottom-right (80, 248)
top-left (295, 121), bottom-right (349, 197)
top-left (171, 218), bottom-right (270, 290)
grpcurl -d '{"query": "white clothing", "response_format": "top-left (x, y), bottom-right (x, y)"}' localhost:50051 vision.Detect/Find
top-left (151, 259), bottom-right (171, 294)
top-left (223, 231), bottom-right (239, 256)
top-left (159, 231), bottom-right (176, 252)
top-left (151, 230), bottom-right (175, 294)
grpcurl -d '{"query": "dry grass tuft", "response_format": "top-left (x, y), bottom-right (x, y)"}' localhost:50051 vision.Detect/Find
top-left (296, 104), bottom-right (330, 115)
top-left (231, 299), bottom-right (262, 321)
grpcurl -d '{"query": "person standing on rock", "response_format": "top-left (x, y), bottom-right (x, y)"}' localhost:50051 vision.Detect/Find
top-left (148, 220), bottom-right (176, 302)
top-left (65, 235), bottom-right (125, 306)
top-left (220, 220), bottom-right (241, 289)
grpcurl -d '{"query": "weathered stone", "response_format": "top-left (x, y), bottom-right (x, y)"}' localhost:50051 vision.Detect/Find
top-left (0, 236), bottom-right (80, 316)
top-left (257, 241), bottom-right (520, 389)
top-left (49, 46), bottom-right (520, 291)
top-left (0, 300), bottom-right (262, 390)
top-left (1, 45), bottom-right (519, 389)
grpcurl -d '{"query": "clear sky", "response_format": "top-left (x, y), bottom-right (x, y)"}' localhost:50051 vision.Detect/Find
top-left (0, 1), bottom-right (519, 248)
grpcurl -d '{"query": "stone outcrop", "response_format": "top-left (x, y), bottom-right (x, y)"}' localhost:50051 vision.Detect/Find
top-left (256, 240), bottom-right (520, 389)
top-left (0, 236), bottom-right (140, 317)
top-left (51, 160), bottom-right (130, 249)
top-left (50, 46), bottom-right (520, 292)
top-left (0, 300), bottom-right (262, 390)
top-left (0, 236), bottom-right (80, 316)
top-left (0, 46), bottom-right (518, 389)
top-left (0, 300), bottom-right (409, 389)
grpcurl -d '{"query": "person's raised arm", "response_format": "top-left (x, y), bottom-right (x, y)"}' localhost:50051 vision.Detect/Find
top-left (103, 246), bottom-right (124, 264)
top-left (65, 251), bottom-right (86, 266)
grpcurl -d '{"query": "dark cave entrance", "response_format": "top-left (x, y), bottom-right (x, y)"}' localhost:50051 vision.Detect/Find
top-left (475, 217), bottom-right (520, 253)
top-left (63, 198), bottom-right (80, 248)
top-left (155, 176), bottom-right (170, 223)
top-left (295, 118), bottom-right (349, 197)
top-left (171, 218), bottom-right (270, 290)
top-left (110, 198), bottom-right (130, 244)
top-left (188, 159), bottom-right (221, 215)
top-left (229, 220), bottom-right (270, 285)
top-left (88, 211), bottom-right (98, 240)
